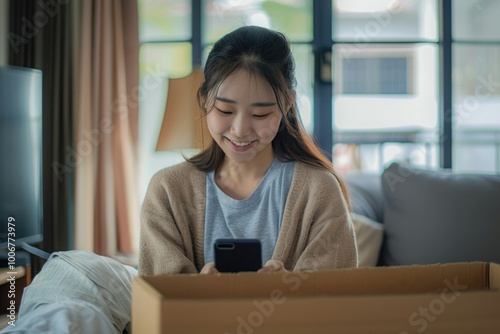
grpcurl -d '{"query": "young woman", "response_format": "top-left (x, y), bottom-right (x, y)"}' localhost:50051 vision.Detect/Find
top-left (139, 25), bottom-right (358, 275)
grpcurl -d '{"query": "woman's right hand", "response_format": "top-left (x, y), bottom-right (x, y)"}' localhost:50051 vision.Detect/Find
top-left (257, 259), bottom-right (287, 273)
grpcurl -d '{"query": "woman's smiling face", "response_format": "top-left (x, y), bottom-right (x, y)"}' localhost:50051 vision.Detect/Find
top-left (206, 69), bottom-right (282, 166)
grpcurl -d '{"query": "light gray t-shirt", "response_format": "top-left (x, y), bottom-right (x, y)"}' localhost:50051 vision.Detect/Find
top-left (204, 158), bottom-right (295, 265)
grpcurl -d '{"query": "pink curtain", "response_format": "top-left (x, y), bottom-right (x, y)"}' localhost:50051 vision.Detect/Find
top-left (73, 0), bottom-right (140, 258)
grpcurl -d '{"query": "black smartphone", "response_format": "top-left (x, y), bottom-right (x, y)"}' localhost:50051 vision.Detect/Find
top-left (214, 239), bottom-right (262, 273)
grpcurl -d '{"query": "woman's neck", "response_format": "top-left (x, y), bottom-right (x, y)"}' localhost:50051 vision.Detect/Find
top-left (215, 151), bottom-right (275, 200)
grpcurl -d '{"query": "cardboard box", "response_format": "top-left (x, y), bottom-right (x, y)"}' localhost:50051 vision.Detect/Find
top-left (132, 262), bottom-right (500, 333)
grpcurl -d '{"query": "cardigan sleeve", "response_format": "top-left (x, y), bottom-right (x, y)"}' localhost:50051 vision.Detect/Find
top-left (293, 209), bottom-right (358, 271)
top-left (139, 210), bottom-right (198, 275)
top-left (277, 164), bottom-right (358, 271)
top-left (138, 168), bottom-right (200, 276)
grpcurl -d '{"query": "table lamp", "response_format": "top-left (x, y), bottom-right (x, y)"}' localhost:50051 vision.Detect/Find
top-left (156, 68), bottom-right (211, 150)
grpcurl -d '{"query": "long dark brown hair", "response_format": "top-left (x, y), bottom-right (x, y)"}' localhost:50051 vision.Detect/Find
top-left (187, 26), bottom-right (350, 206)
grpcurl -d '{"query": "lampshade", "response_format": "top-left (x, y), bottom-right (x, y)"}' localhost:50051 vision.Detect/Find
top-left (156, 68), bottom-right (211, 150)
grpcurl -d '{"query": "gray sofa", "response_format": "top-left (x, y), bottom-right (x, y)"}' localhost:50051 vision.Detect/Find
top-left (344, 162), bottom-right (500, 266)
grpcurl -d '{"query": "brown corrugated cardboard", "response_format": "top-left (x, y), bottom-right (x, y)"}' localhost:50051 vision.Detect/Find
top-left (132, 262), bottom-right (500, 333)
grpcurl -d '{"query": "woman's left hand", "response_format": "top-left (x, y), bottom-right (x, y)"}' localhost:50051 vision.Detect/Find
top-left (257, 259), bottom-right (287, 273)
top-left (200, 262), bottom-right (219, 274)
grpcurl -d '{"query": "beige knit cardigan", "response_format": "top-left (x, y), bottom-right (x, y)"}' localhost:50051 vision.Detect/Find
top-left (139, 161), bottom-right (358, 275)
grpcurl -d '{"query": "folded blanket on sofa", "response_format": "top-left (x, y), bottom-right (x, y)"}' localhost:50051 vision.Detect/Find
top-left (0, 250), bottom-right (137, 334)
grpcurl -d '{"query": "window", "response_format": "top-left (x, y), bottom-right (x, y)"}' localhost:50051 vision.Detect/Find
top-left (137, 0), bottom-right (500, 199)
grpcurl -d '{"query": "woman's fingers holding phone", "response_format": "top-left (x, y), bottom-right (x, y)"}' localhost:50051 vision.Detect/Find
top-left (257, 259), bottom-right (286, 273)
top-left (200, 262), bottom-right (219, 274)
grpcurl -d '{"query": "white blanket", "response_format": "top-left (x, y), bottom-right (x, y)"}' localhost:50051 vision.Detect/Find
top-left (0, 250), bottom-right (137, 334)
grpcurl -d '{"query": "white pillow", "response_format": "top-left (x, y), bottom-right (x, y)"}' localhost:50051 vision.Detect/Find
top-left (351, 212), bottom-right (384, 267)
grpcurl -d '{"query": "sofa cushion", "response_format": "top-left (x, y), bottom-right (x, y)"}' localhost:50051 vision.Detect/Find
top-left (351, 212), bottom-right (384, 267)
top-left (344, 173), bottom-right (384, 223)
top-left (380, 162), bottom-right (500, 266)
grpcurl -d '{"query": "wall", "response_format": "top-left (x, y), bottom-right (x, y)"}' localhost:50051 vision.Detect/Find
top-left (0, 0), bottom-right (8, 66)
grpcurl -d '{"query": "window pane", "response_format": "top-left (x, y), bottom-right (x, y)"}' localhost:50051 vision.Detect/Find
top-left (291, 44), bottom-right (314, 134)
top-left (452, 45), bottom-right (500, 173)
top-left (453, 144), bottom-right (499, 173)
top-left (332, 0), bottom-right (438, 41)
top-left (453, 0), bottom-right (500, 41)
top-left (332, 43), bottom-right (439, 173)
top-left (453, 45), bottom-right (500, 99)
top-left (203, 0), bottom-right (312, 44)
top-left (139, 0), bottom-right (191, 41)
top-left (140, 43), bottom-right (192, 78)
